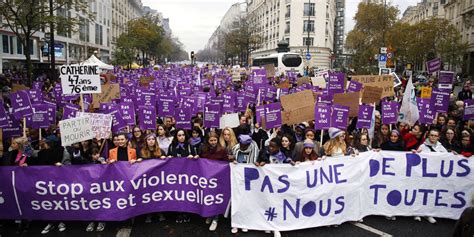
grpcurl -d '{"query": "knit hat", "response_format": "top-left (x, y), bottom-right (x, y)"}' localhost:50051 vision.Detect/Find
top-left (296, 123), bottom-right (306, 131)
top-left (239, 134), bottom-right (252, 145)
top-left (329, 127), bottom-right (344, 139)
top-left (303, 139), bottom-right (315, 148)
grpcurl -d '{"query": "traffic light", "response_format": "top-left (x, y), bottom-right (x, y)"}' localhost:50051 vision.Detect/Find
top-left (191, 51), bottom-right (195, 59)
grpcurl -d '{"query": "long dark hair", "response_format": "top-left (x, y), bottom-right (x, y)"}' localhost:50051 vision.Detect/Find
top-left (171, 129), bottom-right (189, 146)
top-left (130, 125), bottom-right (144, 149)
top-left (156, 124), bottom-right (171, 137)
top-left (352, 133), bottom-right (370, 150)
top-left (281, 134), bottom-right (295, 151)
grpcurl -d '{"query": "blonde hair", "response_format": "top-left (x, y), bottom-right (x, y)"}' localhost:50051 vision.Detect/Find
top-left (323, 136), bottom-right (346, 156)
top-left (219, 127), bottom-right (238, 149)
top-left (12, 137), bottom-right (27, 152)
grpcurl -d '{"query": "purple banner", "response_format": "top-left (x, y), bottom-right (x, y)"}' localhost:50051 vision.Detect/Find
top-left (331, 105), bottom-right (349, 129)
top-left (426, 58), bottom-right (441, 74)
top-left (204, 103), bottom-right (221, 128)
top-left (463, 99), bottom-right (474, 121)
top-left (417, 98), bottom-right (435, 124)
top-left (314, 105), bottom-right (331, 130)
top-left (0, 159), bottom-right (230, 220)
top-left (356, 105), bottom-right (373, 129)
top-left (327, 72), bottom-right (345, 95)
top-left (431, 89), bottom-right (450, 113)
top-left (138, 106), bottom-right (157, 130)
top-left (263, 103), bottom-right (282, 129)
top-left (157, 97), bottom-right (176, 117)
top-left (381, 101), bottom-right (399, 124)
top-left (10, 90), bottom-right (34, 120)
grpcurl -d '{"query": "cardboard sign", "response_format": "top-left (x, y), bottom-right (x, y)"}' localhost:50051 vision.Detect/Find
top-left (420, 87), bottom-right (432, 99)
top-left (280, 90), bottom-right (315, 125)
top-left (311, 76), bottom-right (327, 88)
top-left (76, 112), bottom-right (113, 139)
top-left (297, 77), bottom-right (311, 86)
top-left (351, 75), bottom-right (394, 98)
top-left (59, 116), bottom-right (94, 146)
top-left (219, 113), bottom-right (240, 129)
top-left (278, 80), bottom-right (290, 89)
top-left (333, 92), bottom-right (360, 117)
top-left (139, 76), bottom-right (154, 87)
top-left (12, 84), bottom-right (30, 93)
top-left (438, 71), bottom-right (455, 90)
top-left (264, 64), bottom-right (275, 78)
top-left (361, 86), bottom-right (383, 104)
top-left (92, 84), bottom-right (120, 108)
top-left (60, 65), bottom-right (101, 95)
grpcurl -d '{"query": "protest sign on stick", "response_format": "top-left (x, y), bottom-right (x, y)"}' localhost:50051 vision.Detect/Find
top-left (60, 65), bottom-right (101, 95)
top-left (351, 75), bottom-right (394, 98)
top-left (58, 116), bottom-right (94, 146)
top-left (92, 84), bottom-right (120, 108)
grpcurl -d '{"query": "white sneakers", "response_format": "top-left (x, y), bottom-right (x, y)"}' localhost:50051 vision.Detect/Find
top-left (86, 222), bottom-right (95, 232)
top-left (414, 216), bottom-right (421, 221)
top-left (209, 220), bottom-right (218, 231)
top-left (41, 222), bottom-right (66, 234)
top-left (273, 230), bottom-right (281, 237)
top-left (58, 222), bottom-right (66, 232)
top-left (425, 216), bottom-right (437, 224)
top-left (231, 227), bottom-right (238, 234)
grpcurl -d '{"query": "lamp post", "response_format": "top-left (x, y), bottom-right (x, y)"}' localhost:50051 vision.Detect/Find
top-left (306, 0), bottom-right (311, 75)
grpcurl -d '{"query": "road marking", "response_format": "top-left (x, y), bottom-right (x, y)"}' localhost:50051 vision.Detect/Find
top-left (351, 222), bottom-right (393, 237)
top-left (12, 171), bottom-right (22, 215)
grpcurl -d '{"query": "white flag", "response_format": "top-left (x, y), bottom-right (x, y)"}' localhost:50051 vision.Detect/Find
top-left (398, 75), bottom-right (419, 126)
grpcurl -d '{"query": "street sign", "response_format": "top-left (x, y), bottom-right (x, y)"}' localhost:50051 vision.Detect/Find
top-left (306, 53), bottom-right (311, 60)
top-left (380, 47), bottom-right (387, 54)
top-left (387, 52), bottom-right (393, 58)
top-left (378, 54), bottom-right (387, 62)
top-left (45, 33), bottom-right (51, 41)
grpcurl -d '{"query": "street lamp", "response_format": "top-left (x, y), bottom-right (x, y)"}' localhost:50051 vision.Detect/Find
top-left (306, 0), bottom-right (311, 76)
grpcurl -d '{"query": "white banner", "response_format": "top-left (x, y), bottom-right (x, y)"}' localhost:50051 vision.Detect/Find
top-left (76, 112), bottom-right (113, 139)
top-left (231, 151), bottom-right (474, 231)
top-left (60, 65), bottom-right (101, 95)
top-left (59, 116), bottom-right (94, 146)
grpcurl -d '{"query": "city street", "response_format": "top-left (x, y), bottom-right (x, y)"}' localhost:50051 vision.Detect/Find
top-left (1, 215), bottom-right (456, 236)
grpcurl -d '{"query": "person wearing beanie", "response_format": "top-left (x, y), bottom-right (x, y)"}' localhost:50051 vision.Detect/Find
top-left (294, 123), bottom-right (306, 142)
top-left (380, 130), bottom-right (405, 151)
top-left (299, 139), bottom-right (319, 162)
top-left (230, 134), bottom-right (259, 164)
top-left (293, 129), bottom-right (321, 161)
top-left (322, 127), bottom-right (348, 157)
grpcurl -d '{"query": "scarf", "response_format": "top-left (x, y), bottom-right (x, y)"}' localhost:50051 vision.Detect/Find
top-left (176, 142), bottom-right (186, 149)
top-left (14, 150), bottom-right (26, 166)
top-left (271, 151), bottom-right (287, 164)
top-left (190, 137), bottom-right (201, 146)
top-left (233, 143), bottom-right (258, 164)
top-left (387, 140), bottom-right (401, 149)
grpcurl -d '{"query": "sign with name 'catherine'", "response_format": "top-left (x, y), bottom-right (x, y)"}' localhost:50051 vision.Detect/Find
top-left (60, 65), bottom-right (101, 95)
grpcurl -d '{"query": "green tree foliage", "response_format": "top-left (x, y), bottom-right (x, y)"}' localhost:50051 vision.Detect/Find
top-left (0, 0), bottom-right (91, 85)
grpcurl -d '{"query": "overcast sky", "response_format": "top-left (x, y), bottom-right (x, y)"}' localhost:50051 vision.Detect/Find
top-left (142, 0), bottom-right (420, 53)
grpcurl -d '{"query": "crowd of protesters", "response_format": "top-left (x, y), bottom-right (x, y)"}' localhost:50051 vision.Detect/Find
top-left (0, 66), bottom-right (472, 237)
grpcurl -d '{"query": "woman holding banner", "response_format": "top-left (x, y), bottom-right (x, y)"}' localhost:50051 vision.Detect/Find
top-left (322, 128), bottom-right (348, 157)
top-left (107, 133), bottom-right (137, 163)
top-left (298, 139), bottom-right (319, 162)
top-left (167, 129), bottom-right (198, 159)
top-left (347, 133), bottom-right (372, 155)
top-left (281, 134), bottom-right (295, 160)
top-left (294, 129), bottom-right (321, 161)
top-left (189, 126), bottom-right (204, 155)
top-left (156, 124), bottom-right (172, 155)
top-left (380, 130), bottom-right (405, 151)
top-left (129, 126), bottom-right (145, 152)
top-left (441, 128), bottom-right (461, 153)
top-left (372, 124), bottom-right (389, 149)
top-left (140, 133), bottom-right (166, 160)
top-left (219, 127), bottom-right (238, 155)
top-left (1, 137), bottom-right (29, 166)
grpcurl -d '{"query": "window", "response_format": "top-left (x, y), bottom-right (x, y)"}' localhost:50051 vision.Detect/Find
top-left (303, 37), bottom-right (313, 46)
top-left (17, 38), bottom-right (22, 54)
top-left (285, 37), bottom-right (290, 44)
top-left (3, 35), bottom-right (9, 53)
top-left (282, 54), bottom-right (302, 67)
top-left (285, 21), bottom-right (290, 33)
top-left (303, 20), bottom-right (315, 32)
top-left (29, 39), bottom-right (33, 55)
top-left (285, 5), bottom-right (290, 17)
top-left (95, 24), bottom-right (101, 45)
top-left (304, 3), bottom-right (315, 16)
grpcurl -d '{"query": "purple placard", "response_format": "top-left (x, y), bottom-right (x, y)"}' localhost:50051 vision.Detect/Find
top-left (0, 101), bottom-right (8, 128)
top-left (139, 90), bottom-right (156, 107)
top-left (28, 90), bottom-right (43, 104)
top-left (236, 95), bottom-right (247, 112)
top-left (327, 72), bottom-right (345, 95)
top-left (108, 106), bottom-right (127, 133)
top-left (0, 159), bottom-right (230, 220)
top-left (317, 94), bottom-right (333, 106)
top-left (222, 92), bottom-right (236, 113)
top-left (2, 113), bottom-right (22, 139)
top-left (426, 58), bottom-right (441, 74)
top-left (157, 97), bottom-right (176, 117)
top-left (10, 90), bottom-right (34, 120)
top-left (347, 80), bottom-right (363, 93)
top-left (138, 106), bottom-right (157, 130)
top-left (431, 88), bottom-right (450, 113)
top-left (264, 103), bottom-right (282, 129)
top-left (417, 98), bottom-right (435, 124)
top-left (314, 105), bottom-right (331, 130)
top-left (32, 81), bottom-right (43, 90)
top-left (331, 105), bottom-right (349, 129)
top-left (463, 99), bottom-right (474, 120)
top-left (381, 101), bottom-right (399, 124)
top-left (119, 102), bottom-right (136, 125)
top-left (204, 103), bottom-right (221, 128)
top-left (183, 97), bottom-right (198, 115)
top-left (175, 108), bottom-right (191, 130)
top-left (265, 86), bottom-right (277, 102)
top-left (62, 103), bottom-right (80, 120)
top-left (27, 104), bottom-right (51, 129)
top-left (438, 71), bottom-right (455, 90)
top-left (43, 101), bottom-right (57, 124)
top-left (256, 105), bottom-right (265, 124)
top-left (356, 105), bottom-right (373, 129)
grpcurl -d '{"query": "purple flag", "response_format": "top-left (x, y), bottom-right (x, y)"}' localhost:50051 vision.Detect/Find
top-left (417, 98), bottom-right (435, 124)
top-left (175, 108), bottom-right (191, 130)
top-left (356, 105), bottom-right (374, 129)
top-left (10, 90), bottom-right (34, 120)
top-left (426, 58), bottom-right (441, 74)
top-left (0, 101), bottom-right (8, 128)
top-left (327, 72), bottom-right (345, 95)
top-left (464, 99), bottom-right (474, 120)
top-left (138, 106), bottom-right (157, 130)
top-left (431, 88), bottom-right (450, 113)
top-left (204, 103), bottom-right (221, 128)
top-left (264, 103), bottom-right (282, 129)
top-left (0, 159), bottom-right (230, 220)
top-left (381, 101), bottom-right (399, 125)
top-left (62, 103), bottom-right (80, 120)
top-left (119, 102), bottom-right (136, 125)
top-left (157, 97), bottom-right (176, 117)
top-left (347, 80), bottom-right (363, 93)
top-left (331, 105), bottom-right (349, 129)
top-left (314, 105), bottom-right (331, 130)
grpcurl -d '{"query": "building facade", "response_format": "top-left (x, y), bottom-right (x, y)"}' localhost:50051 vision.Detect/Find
top-left (0, 0), bottom-right (156, 73)
top-left (247, 0), bottom-right (336, 69)
top-left (401, 0), bottom-right (447, 24)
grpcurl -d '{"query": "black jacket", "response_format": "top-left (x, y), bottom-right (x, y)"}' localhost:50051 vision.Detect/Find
top-left (167, 143), bottom-right (196, 157)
